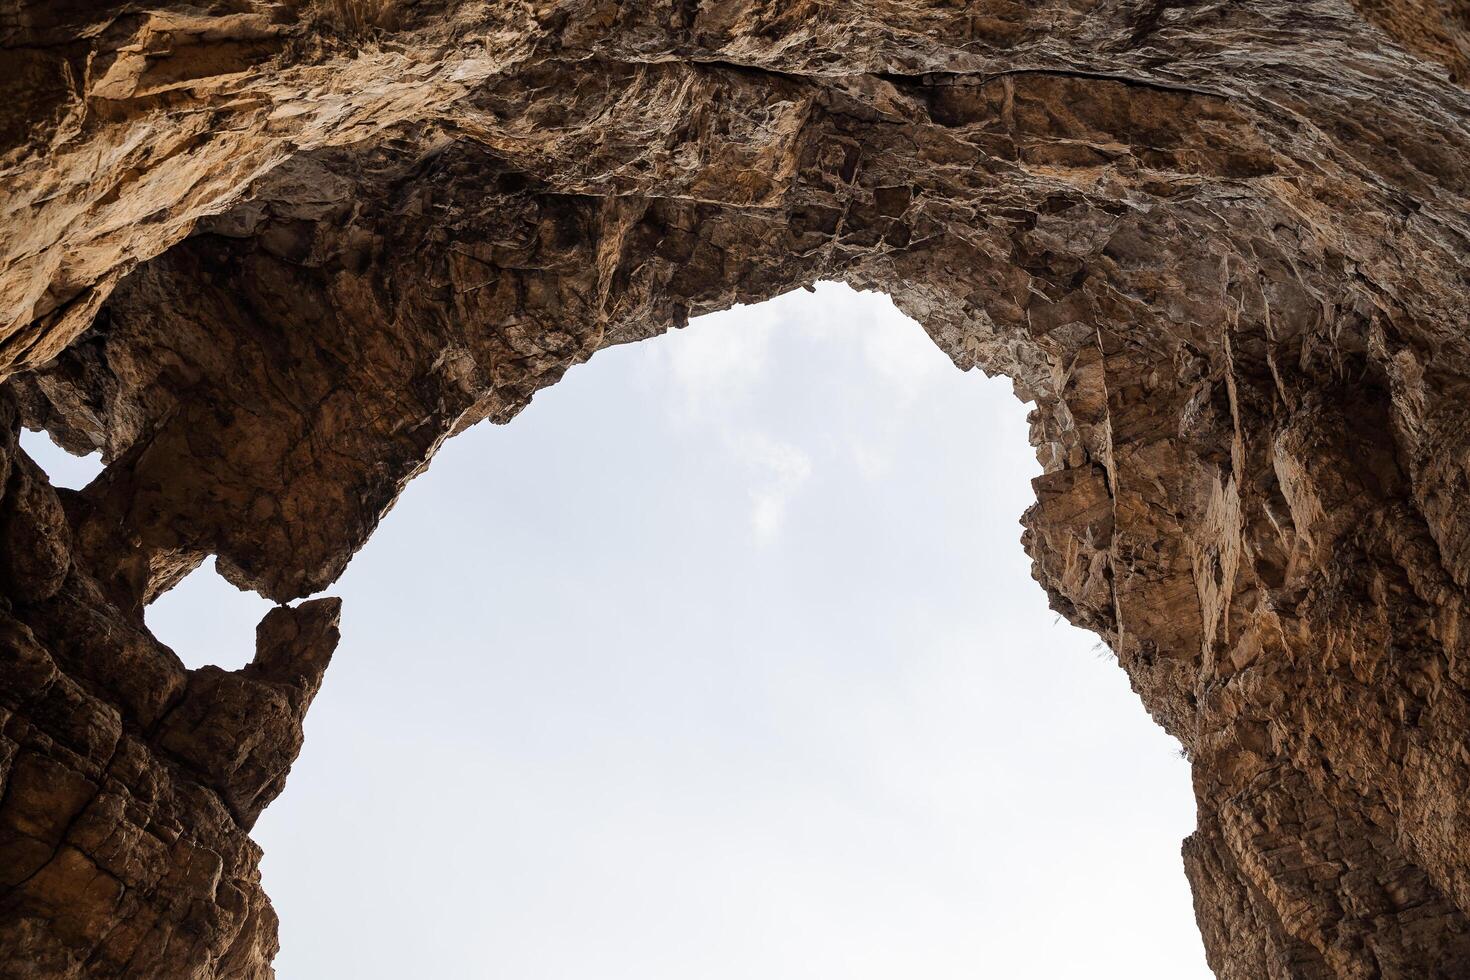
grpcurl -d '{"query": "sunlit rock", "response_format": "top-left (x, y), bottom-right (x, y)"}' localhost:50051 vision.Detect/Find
top-left (4, 1), bottom-right (1470, 975)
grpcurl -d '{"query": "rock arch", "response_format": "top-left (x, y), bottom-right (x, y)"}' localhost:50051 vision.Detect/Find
top-left (4, 2), bottom-right (1470, 976)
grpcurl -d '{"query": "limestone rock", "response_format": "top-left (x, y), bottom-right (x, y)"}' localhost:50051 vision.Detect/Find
top-left (4, 1), bottom-right (1470, 976)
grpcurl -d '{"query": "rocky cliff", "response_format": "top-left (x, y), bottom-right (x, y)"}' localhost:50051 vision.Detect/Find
top-left (4, 1), bottom-right (1470, 976)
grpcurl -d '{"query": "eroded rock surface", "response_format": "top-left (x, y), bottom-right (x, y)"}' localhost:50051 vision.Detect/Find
top-left (4, 1), bottom-right (1470, 976)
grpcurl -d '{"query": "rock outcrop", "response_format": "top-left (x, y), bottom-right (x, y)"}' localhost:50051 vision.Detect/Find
top-left (4, 1), bottom-right (1470, 976)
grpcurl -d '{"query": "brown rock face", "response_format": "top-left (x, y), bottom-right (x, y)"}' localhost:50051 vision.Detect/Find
top-left (4, 1), bottom-right (1470, 976)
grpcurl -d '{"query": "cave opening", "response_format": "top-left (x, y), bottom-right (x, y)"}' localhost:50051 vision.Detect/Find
top-left (8, 2), bottom-right (1470, 973)
top-left (144, 559), bottom-right (276, 671)
top-left (16, 428), bottom-right (103, 491)
top-left (17, 431), bottom-right (275, 671)
top-left (127, 283), bottom-right (1204, 978)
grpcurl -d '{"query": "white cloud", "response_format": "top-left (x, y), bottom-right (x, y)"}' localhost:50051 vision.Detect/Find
top-left (730, 431), bottom-right (813, 544)
top-left (789, 281), bottom-right (883, 342)
top-left (860, 310), bottom-right (947, 406)
top-left (647, 304), bottom-right (777, 420)
top-left (847, 437), bottom-right (892, 480)
top-left (638, 296), bottom-right (814, 542)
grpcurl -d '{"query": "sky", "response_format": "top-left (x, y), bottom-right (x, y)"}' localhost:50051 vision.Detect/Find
top-left (21, 283), bottom-right (1208, 979)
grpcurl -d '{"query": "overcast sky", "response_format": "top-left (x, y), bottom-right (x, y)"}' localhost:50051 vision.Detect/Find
top-left (24, 283), bottom-right (1208, 978)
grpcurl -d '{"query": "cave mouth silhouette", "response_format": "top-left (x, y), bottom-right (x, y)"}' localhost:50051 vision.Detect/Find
top-left (143, 283), bottom-right (1202, 978)
top-left (8, 6), bottom-right (1470, 973)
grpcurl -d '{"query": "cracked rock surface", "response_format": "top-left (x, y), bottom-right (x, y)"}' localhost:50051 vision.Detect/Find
top-left (4, 1), bottom-right (1470, 976)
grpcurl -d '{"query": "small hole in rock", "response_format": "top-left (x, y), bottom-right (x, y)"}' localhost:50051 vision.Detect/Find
top-left (17, 427), bottom-right (104, 490)
top-left (146, 556), bottom-right (275, 671)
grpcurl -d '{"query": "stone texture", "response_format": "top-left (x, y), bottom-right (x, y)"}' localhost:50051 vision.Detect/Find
top-left (0, 390), bottom-right (341, 978)
top-left (3, 1), bottom-right (1470, 976)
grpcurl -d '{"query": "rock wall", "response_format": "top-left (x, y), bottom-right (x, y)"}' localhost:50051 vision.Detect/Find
top-left (4, 1), bottom-right (1470, 976)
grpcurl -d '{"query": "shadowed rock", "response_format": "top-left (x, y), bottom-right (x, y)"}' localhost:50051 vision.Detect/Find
top-left (4, 1), bottom-right (1470, 976)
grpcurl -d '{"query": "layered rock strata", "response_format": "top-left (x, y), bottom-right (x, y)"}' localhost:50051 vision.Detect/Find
top-left (4, 1), bottom-right (1470, 976)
